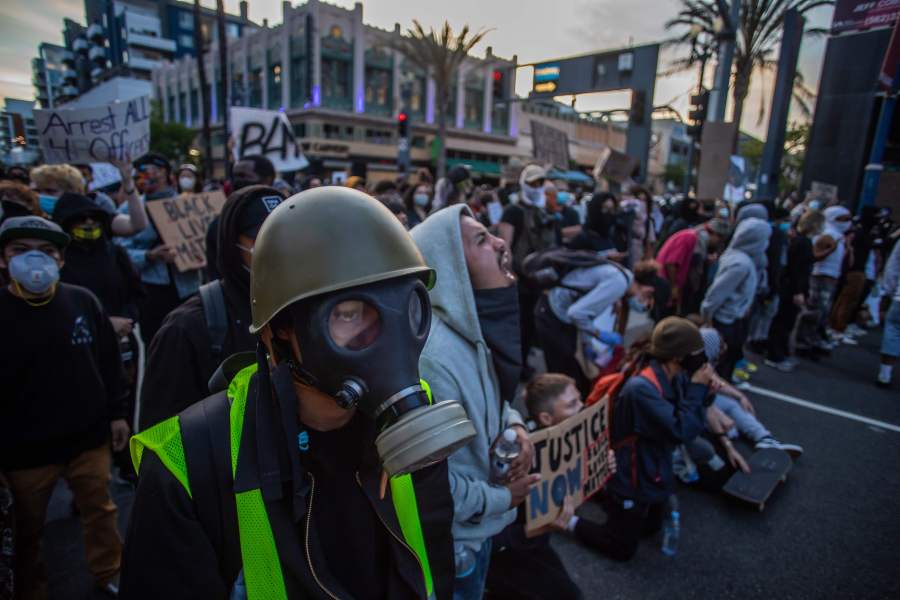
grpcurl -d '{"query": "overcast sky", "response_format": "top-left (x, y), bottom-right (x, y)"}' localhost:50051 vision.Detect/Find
top-left (0, 0), bottom-right (835, 139)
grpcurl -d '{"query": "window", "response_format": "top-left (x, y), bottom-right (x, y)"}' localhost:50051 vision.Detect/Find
top-left (268, 62), bottom-right (282, 109)
top-left (322, 58), bottom-right (351, 110)
top-left (178, 91), bottom-right (187, 124)
top-left (293, 122), bottom-right (307, 138)
top-left (365, 128), bottom-right (392, 144)
top-left (179, 34), bottom-right (194, 49)
top-left (191, 87), bottom-right (199, 123)
top-left (323, 123), bottom-right (353, 140)
top-left (226, 23), bottom-right (240, 39)
top-left (364, 67), bottom-right (391, 116)
top-left (179, 12), bottom-right (194, 30)
top-left (249, 67), bottom-right (262, 107)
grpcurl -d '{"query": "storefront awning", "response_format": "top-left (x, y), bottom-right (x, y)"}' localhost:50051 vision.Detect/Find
top-left (447, 158), bottom-right (502, 177)
top-left (547, 168), bottom-right (594, 185)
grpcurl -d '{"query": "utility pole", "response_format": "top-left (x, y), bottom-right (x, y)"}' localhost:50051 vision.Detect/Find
top-left (684, 33), bottom-right (712, 195)
top-left (708, 0), bottom-right (739, 123)
top-left (757, 9), bottom-right (804, 200)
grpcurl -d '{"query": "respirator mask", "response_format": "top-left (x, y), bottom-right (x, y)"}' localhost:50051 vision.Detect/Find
top-left (284, 275), bottom-right (475, 475)
top-left (679, 348), bottom-right (707, 377)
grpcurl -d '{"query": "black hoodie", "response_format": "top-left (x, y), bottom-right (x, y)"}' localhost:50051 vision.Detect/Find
top-left (139, 186), bottom-right (282, 430)
top-left (53, 192), bottom-right (143, 319)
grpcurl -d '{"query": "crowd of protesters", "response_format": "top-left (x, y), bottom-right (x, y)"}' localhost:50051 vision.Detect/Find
top-left (0, 152), bottom-right (898, 600)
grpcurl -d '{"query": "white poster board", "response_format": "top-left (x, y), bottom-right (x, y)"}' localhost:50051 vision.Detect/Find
top-left (723, 155), bottom-right (746, 205)
top-left (34, 96), bottom-right (151, 164)
top-left (230, 107), bottom-right (309, 172)
top-left (89, 163), bottom-right (122, 191)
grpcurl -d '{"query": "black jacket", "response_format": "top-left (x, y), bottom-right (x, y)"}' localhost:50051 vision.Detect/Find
top-left (607, 361), bottom-right (708, 504)
top-left (121, 364), bottom-right (454, 600)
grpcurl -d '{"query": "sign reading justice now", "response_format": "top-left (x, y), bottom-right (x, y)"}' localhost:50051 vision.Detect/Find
top-left (34, 96), bottom-right (151, 164)
top-left (525, 395), bottom-right (613, 532)
top-left (145, 191), bottom-right (227, 273)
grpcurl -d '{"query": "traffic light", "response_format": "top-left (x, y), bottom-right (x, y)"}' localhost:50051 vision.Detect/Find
top-left (687, 90), bottom-right (709, 138)
top-left (629, 90), bottom-right (646, 126)
top-left (397, 111), bottom-right (409, 138)
top-left (493, 69), bottom-right (505, 102)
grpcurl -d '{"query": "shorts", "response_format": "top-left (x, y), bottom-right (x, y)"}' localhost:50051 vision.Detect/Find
top-left (881, 300), bottom-right (900, 358)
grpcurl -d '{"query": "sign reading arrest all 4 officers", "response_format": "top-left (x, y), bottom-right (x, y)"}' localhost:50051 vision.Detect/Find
top-left (525, 395), bottom-right (613, 532)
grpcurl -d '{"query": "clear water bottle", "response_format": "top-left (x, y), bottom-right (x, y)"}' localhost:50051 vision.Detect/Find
top-left (454, 544), bottom-right (476, 578)
top-left (661, 494), bottom-right (680, 557)
top-left (490, 428), bottom-right (521, 483)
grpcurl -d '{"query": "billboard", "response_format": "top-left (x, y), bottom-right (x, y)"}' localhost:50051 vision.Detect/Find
top-left (832, 0), bottom-right (900, 34)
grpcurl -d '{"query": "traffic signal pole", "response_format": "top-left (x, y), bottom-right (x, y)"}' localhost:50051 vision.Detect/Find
top-left (708, 0), bottom-right (739, 123)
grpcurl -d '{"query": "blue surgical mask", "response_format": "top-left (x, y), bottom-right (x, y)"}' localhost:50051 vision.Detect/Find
top-left (809, 200), bottom-right (822, 211)
top-left (9, 250), bottom-right (60, 295)
top-left (38, 194), bottom-right (58, 216)
top-left (628, 296), bottom-right (649, 313)
top-left (778, 222), bottom-right (790, 233)
top-left (557, 191), bottom-right (573, 206)
top-left (414, 193), bottom-right (430, 208)
top-left (718, 207), bottom-right (730, 219)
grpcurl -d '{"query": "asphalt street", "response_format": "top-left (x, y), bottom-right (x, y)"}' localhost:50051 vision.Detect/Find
top-left (42, 329), bottom-right (900, 599)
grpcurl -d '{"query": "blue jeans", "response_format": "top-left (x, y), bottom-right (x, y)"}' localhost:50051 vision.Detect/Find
top-left (453, 539), bottom-right (492, 600)
top-left (881, 300), bottom-right (900, 358)
top-left (714, 394), bottom-right (770, 443)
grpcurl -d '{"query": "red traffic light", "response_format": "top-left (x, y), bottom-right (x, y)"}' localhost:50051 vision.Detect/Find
top-left (398, 112), bottom-right (408, 122)
top-left (493, 70), bottom-right (502, 82)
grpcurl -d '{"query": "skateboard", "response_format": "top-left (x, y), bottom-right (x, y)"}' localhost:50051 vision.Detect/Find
top-left (722, 448), bottom-right (793, 511)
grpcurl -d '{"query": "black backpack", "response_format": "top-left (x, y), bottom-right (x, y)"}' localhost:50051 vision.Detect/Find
top-left (521, 247), bottom-right (613, 290)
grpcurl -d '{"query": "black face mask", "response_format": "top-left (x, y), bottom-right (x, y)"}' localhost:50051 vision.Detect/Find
top-left (285, 275), bottom-right (475, 475)
top-left (473, 286), bottom-right (522, 404)
top-left (232, 178), bottom-right (258, 192)
top-left (1, 200), bottom-right (32, 222)
top-left (679, 350), bottom-right (707, 377)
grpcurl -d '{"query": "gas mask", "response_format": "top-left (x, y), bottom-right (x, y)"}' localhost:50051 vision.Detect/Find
top-left (9, 250), bottom-right (60, 296)
top-left (679, 349), bottom-right (707, 377)
top-left (283, 275), bottom-right (475, 475)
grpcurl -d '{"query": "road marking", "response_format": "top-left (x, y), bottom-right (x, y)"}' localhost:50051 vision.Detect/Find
top-left (746, 385), bottom-right (900, 434)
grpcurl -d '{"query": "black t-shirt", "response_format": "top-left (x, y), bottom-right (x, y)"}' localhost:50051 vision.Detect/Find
top-left (0, 283), bottom-right (126, 469)
top-left (302, 414), bottom-right (392, 600)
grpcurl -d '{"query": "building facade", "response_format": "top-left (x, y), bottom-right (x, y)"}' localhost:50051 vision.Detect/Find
top-left (154, 0), bottom-right (518, 180)
top-left (1, 98), bottom-right (41, 166)
top-left (646, 118), bottom-right (692, 191)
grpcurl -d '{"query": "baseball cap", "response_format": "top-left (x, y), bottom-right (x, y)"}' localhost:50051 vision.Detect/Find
top-left (235, 186), bottom-right (284, 238)
top-left (520, 164), bottom-right (547, 185)
top-left (0, 215), bottom-right (70, 249)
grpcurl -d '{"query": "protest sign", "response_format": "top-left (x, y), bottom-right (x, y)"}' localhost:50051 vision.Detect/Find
top-left (593, 146), bottom-right (639, 184)
top-left (810, 180), bottom-right (839, 204)
top-left (231, 107), bottom-right (309, 172)
top-left (697, 121), bottom-right (737, 200)
top-left (89, 163), bottom-right (122, 191)
top-left (531, 121), bottom-right (571, 170)
top-left (145, 191), bottom-right (227, 272)
top-left (525, 395), bottom-right (612, 532)
top-left (34, 96), bottom-right (151, 164)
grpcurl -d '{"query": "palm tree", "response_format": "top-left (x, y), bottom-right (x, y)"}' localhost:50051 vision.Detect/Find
top-left (665, 0), bottom-right (832, 147)
top-left (193, 0), bottom-right (212, 177)
top-left (392, 21), bottom-right (489, 179)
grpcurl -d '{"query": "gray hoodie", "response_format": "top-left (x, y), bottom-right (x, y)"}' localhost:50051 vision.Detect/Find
top-left (410, 205), bottom-right (524, 552)
top-left (701, 217), bottom-right (771, 324)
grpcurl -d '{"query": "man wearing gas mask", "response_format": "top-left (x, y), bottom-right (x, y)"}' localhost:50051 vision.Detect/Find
top-left (121, 188), bottom-right (472, 600)
top-left (603, 317), bottom-right (713, 561)
top-left (411, 205), bottom-right (536, 600)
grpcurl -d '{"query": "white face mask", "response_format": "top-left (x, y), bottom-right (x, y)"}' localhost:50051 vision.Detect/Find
top-left (179, 176), bottom-right (196, 192)
top-left (414, 193), bottom-right (430, 208)
top-left (522, 183), bottom-right (546, 209)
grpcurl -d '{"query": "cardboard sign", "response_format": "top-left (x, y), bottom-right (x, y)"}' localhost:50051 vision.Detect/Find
top-left (231, 107), bottom-right (309, 172)
top-left (89, 163), bottom-right (122, 191)
top-left (697, 121), bottom-right (737, 200)
top-left (145, 191), bottom-right (227, 272)
top-left (593, 146), bottom-right (639, 184)
top-left (810, 180), bottom-right (839, 204)
top-left (34, 96), bottom-right (151, 164)
top-left (525, 396), bottom-right (612, 532)
top-left (531, 121), bottom-right (571, 170)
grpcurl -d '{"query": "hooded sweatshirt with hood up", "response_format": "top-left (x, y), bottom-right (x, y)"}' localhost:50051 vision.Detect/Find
top-left (410, 204), bottom-right (525, 553)
top-left (812, 206), bottom-right (851, 279)
top-left (138, 186), bottom-right (281, 430)
top-left (701, 217), bottom-right (772, 324)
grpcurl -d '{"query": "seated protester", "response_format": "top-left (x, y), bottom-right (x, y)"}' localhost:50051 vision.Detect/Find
top-left (31, 162), bottom-right (147, 235)
top-left (0, 216), bottom-right (130, 597)
top-left (534, 259), bottom-right (657, 395)
top-left (138, 186), bottom-right (283, 430)
top-left (600, 317), bottom-right (713, 561)
top-left (487, 372), bottom-right (622, 600)
top-left (700, 218), bottom-right (772, 381)
top-left (698, 327), bottom-right (803, 456)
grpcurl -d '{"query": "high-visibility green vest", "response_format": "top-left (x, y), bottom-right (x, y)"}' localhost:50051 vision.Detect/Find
top-left (131, 364), bottom-right (436, 599)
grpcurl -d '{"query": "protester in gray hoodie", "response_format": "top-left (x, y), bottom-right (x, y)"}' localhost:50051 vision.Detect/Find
top-left (701, 217), bottom-right (772, 379)
top-left (411, 205), bottom-right (537, 600)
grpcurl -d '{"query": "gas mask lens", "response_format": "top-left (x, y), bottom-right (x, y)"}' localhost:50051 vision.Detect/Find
top-left (328, 300), bottom-right (381, 350)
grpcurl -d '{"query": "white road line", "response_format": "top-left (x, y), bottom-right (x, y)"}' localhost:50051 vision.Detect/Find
top-left (746, 385), bottom-right (900, 434)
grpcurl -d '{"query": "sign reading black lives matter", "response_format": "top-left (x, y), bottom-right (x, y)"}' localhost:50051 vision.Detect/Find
top-left (525, 395), bottom-right (612, 532)
top-left (34, 96), bottom-right (151, 164)
top-left (231, 107), bottom-right (309, 172)
top-left (531, 120), bottom-right (571, 171)
top-left (145, 191), bottom-right (227, 273)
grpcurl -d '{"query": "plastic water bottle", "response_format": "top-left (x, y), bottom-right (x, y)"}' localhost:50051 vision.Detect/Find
top-left (454, 544), bottom-right (476, 578)
top-left (490, 428), bottom-right (521, 483)
top-left (661, 495), bottom-right (680, 557)
top-left (673, 445), bottom-right (699, 484)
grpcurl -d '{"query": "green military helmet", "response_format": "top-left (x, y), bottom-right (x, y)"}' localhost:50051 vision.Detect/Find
top-left (249, 186), bottom-right (435, 333)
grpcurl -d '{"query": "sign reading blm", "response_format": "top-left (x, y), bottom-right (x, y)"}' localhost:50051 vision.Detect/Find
top-left (145, 191), bottom-right (227, 273)
top-left (231, 107), bottom-right (310, 172)
top-left (525, 395), bottom-right (613, 532)
top-left (34, 97), bottom-right (151, 164)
